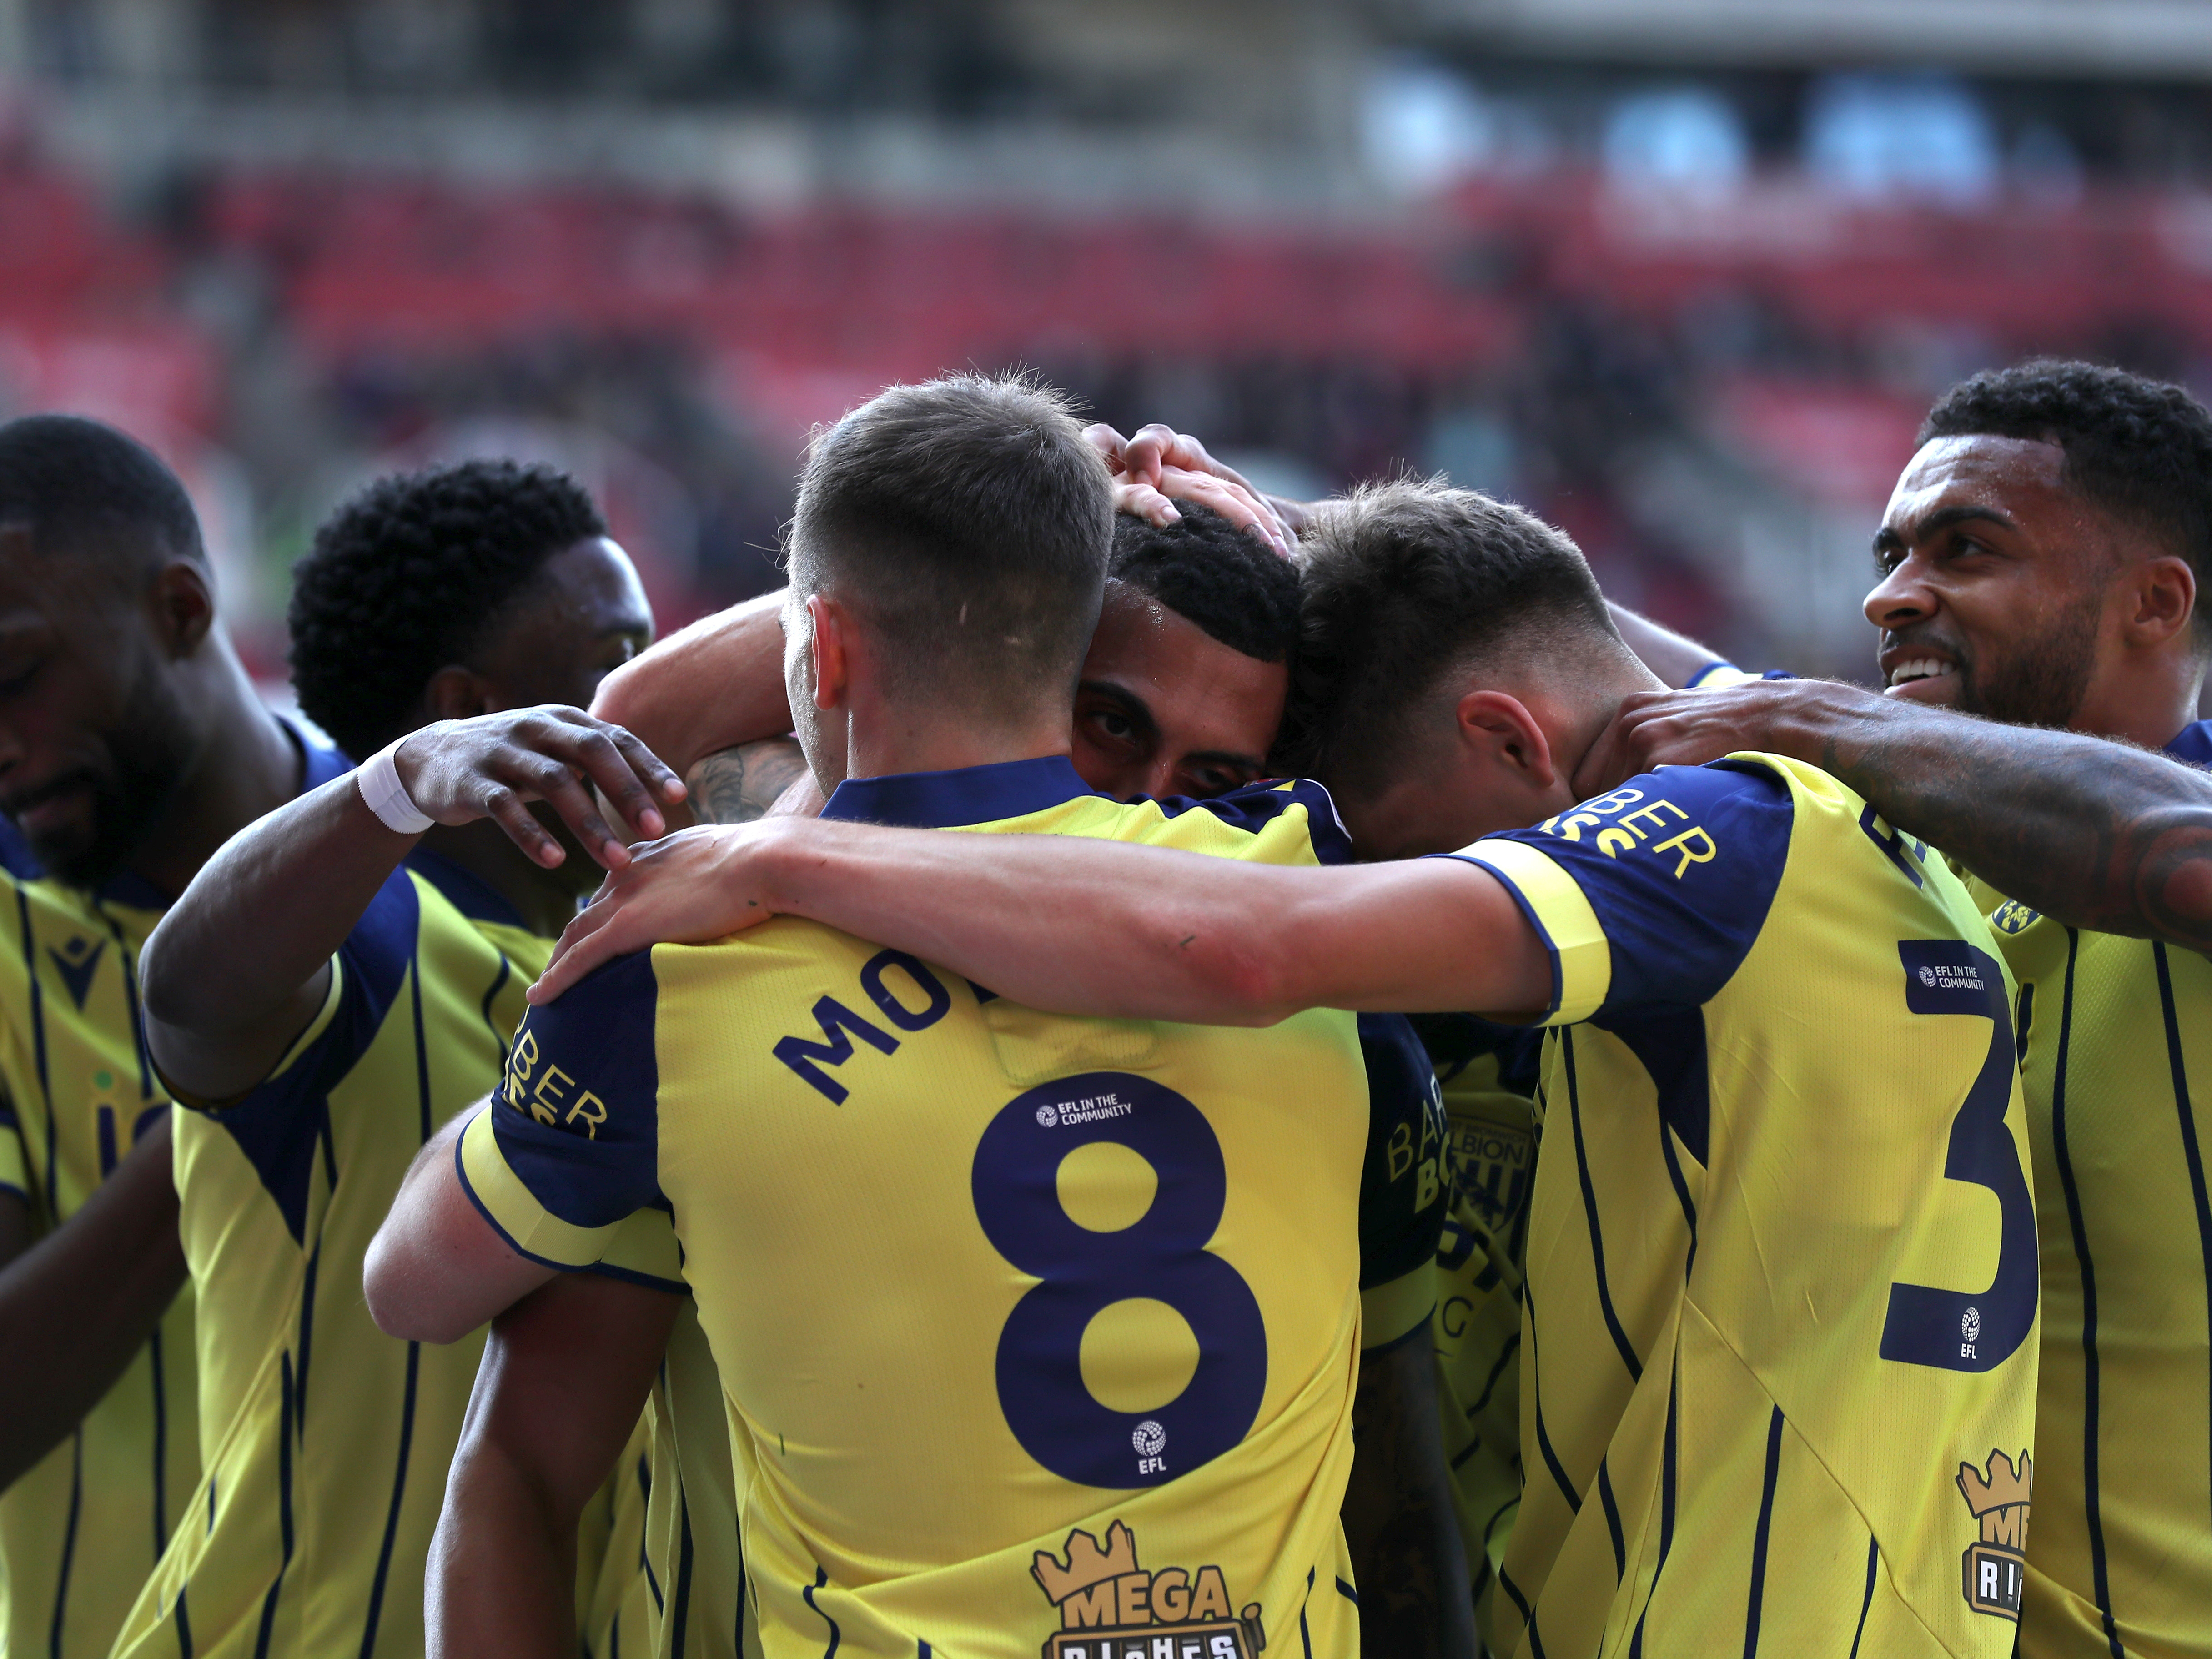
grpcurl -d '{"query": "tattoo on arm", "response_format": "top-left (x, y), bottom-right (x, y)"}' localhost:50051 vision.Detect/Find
top-left (1812, 708), bottom-right (2212, 954)
top-left (685, 739), bottom-right (809, 827)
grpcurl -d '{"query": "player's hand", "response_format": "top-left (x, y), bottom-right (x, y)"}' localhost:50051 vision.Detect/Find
top-left (1083, 422), bottom-right (1294, 558)
top-left (530, 820), bottom-right (782, 1002)
top-left (393, 706), bottom-right (688, 872)
top-left (1571, 679), bottom-right (1870, 798)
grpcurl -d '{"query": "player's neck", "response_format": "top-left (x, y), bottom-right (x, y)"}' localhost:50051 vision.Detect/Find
top-left (127, 640), bottom-right (301, 902)
top-left (837, 696), bottom-right (1074, 784)
top-left (1549, 654), bottom-right (1669, 785)
top-left (2068, 650), bottom-right (2205, 751)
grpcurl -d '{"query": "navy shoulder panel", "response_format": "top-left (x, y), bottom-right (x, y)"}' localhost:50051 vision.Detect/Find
top-left (1151, 778), bottom-right (1355, 866)
top-left (1493, 759), bottom-right (1795, 1016)
top-left (201, 864), bottom-right (420, 1244)
top-left (2166, 720), bottom-right (2212, 768)
top-left (492, 947), bottom-right (663, 1227)
top-left (1356, 1012), bottom-right (1449, 1290)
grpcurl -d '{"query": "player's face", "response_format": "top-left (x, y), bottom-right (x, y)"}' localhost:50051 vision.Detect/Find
top-left (1867, 436), bottom-right (2127, 727)
top-left (473, 537), bottom-right (654, 714)
top-left (1071, 583), bottom-right (1287, 801)
top-left (0, 534), bottom-right (196, 887)
top-left (471, 536), bottom-right (654, 890)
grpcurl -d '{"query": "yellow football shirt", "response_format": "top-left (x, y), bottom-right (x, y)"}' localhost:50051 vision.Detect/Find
top-left (1409, 1013), bottom-right (1542, 1648)
top-left (1450, 754), bottom-right (2041, 1658)
top-left (578, 1224), bottom-right (754, 1659)
top-left (460, 756), bottom-right (1370, 1659)
top-left (0, 843), bottom-right (200, 1659)
top-left (109, 835), bottom-right (647, 1659)
top-left (1965, 717), bottom-right (2212, 1659)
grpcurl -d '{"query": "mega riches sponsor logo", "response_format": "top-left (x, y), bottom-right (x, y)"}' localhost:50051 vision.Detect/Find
top-left (1030, 1522), bottom-right (1266, 1659)
top-left (1956, 1449), bottom-right (2032, 1621)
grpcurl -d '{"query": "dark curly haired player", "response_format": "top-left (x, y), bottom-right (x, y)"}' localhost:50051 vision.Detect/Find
top-left (111, 460), bottom-right (678, 1659)
top-left (287, 458), bottom-right (615, 765)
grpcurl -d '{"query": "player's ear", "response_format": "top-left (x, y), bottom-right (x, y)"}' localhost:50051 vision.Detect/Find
top-left (2127, 554), bottom-right (2197, 648)
top-left (1454, 688), bottom-right (1558, 794)
top-left (805, 593), bottom-right (850, 713)
top-left (422, 664), bottom-right (498, 723)
top-left (149, 559), bottom-right (216, 657)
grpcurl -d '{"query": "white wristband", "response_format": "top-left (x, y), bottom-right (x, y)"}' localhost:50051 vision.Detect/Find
top-left (358, 738), bottom-right (434, 835)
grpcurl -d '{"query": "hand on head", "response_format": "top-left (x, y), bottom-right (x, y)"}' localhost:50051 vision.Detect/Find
top-left (391, 705), bottom-right (687, 872)
top-left (1084, 422), bottom-right (1294, 558)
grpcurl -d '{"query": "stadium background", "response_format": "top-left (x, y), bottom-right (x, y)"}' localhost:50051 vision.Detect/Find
top-left (7, 0), bottom-right (2212, 687)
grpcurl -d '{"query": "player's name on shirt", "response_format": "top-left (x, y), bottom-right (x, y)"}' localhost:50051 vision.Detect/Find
top-left (1444, 754), bottom-right (2039, 1657)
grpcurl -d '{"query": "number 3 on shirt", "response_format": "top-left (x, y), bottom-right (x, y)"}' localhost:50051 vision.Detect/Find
top-left (972, 1072), bottom-right (1268, 1488)
top-left (1880, 941), bottom-right (2038, 1372)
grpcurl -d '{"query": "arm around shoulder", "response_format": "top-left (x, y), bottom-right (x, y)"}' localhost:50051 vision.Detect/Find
top-left (366, 1111), bottom-right (560, 1345)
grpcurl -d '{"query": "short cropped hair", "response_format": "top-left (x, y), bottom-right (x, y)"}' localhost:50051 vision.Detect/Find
top-left (1277, 480), bottom-right (1616, 800)
top-left (789, 373), bottom-right (1113, 714)
top-left (288, 459), bottom-right (606, 760)
top-left (0, 414), bottom-right (204, 570)
top-left (1921, 360), bottom-right (2212, 640)
top-left (1111, 504), bottom-right (1301, 664)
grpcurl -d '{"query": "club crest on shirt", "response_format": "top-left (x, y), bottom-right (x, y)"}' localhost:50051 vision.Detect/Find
top-left (1956, 1448), bottom-right (2032, 1620)
top-left (1989, 900), bottom-right (2042, 936)
top-left (1445, 1118), bottom-right (1534, 1236)
top-left (1030, 1522), bottom-right (1266, 1659)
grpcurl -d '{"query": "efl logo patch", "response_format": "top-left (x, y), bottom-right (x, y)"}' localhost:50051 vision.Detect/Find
top-left (1956, 1449), bottom-right (2032, 1620)
top-left (1990, 900), bottom-right (2042, 936)
top-left (1031, 1522), bottom-right (1266, 1659)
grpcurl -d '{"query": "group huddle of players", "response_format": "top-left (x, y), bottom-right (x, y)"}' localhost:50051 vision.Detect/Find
top-left (0, 353), bottom-right (2205, 1659)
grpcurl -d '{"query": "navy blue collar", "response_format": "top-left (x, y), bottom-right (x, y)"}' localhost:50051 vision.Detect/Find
top-left (2166, 720), bottom-right (2212, 768)
top-left (819, 754), bottom-right (1098, 830)
top-left (402, 845), bottom-right (530, 930)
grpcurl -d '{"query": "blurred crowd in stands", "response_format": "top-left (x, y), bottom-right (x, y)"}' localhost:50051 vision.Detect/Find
top-left (7, 68), bottom-right (2212, 683)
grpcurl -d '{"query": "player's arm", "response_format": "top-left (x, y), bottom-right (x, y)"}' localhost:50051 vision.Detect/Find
top-left (139, 708), bottom-right (683, 1102)
top-left (684, 735), bottom-right (817, 826)
top-left (429, 1272), bottom-right (679, 1659)
top-left (365, 1111), bottom-right (559, 1345)
top-left (1580, 677), bottom-right (2212, 951)
top-left (372, 950), bottom-right (665, 1343)
top-left (589, 591), bottom-right (793, 782)
top-left (1343, 1334), bottom-right (1478, 1659)
top-left (0, 1113), bottom-right (187, 1490)
top-left (536, 814), bottom-right (1554, 1021)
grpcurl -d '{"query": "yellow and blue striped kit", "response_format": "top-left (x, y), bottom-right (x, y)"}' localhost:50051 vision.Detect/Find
top-left (459, 757), bottom-right (1379, 1659)
top-left (1446, 754), bottom-right (2040, 1658)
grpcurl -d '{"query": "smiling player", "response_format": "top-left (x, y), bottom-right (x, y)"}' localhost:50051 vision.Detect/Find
top-left (1575, 359), bottom-right (2212, 1658)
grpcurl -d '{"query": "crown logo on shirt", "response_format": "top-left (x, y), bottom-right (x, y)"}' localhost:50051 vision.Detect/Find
top-left (1032, 1522), bottom-right (1137, 1604)
top-left (1029, 1521), bottom-right (1266, 1659)
top-left (1956, 1449), bottom-right (2032, 1622)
